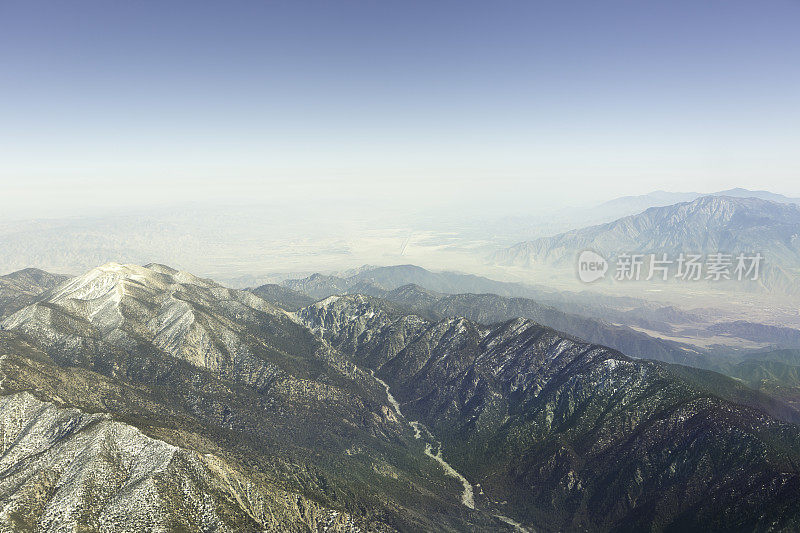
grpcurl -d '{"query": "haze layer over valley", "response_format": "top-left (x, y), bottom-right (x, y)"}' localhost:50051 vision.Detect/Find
top-left (4, 189), bottom-right (797, 334)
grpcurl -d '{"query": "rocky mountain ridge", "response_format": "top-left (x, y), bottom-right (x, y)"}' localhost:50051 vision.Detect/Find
top-left (264, 274), bottom-right (707, 366)
top-left (294, 294), bottom-right (800, 531)
top-left (0, 263), bottom-right (507, 532)
top-left (495, 195), bottom-right (800, 274)
top-left (0, 267), bottom-right (69, 318)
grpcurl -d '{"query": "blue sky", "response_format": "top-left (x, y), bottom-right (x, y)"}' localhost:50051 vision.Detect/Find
top-left (1, 0), bottom-right (799, 217)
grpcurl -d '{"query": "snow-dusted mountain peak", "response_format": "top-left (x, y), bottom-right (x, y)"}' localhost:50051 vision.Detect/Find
top-left (0, 263), bottom-right (288, 382)
top-left (47, 262), bottom-right (152, 302)
top-left (43, 262), bottom-right (218, 305)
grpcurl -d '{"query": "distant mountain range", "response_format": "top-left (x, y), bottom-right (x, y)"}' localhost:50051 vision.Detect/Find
top-left (256, 278), bottom-right (704, 366)
top-left (4, 263), bottom-right (800, 530)
top-left (262, 265), bottom-right (800, 407)
top-left (502, 188), bottom-right (800, 239)
top-left (282, 264), bottom-right (546, 300)
top-left (497, 195), bottom-right (800, 267)
top-left (592, 188), bottom-right (800, 221)
top-left (266, 263), bottom-right (800, 357)
top-left (1, 188), bottom-right (797, 283)
top-left (494, 195), bottom-right (800, 295)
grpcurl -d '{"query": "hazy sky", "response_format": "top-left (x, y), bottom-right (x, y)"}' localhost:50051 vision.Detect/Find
top-left (2, 0), bottom-right (799, 218)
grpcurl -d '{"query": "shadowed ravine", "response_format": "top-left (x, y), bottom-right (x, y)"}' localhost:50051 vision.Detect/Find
top-left (370, 371), bottom-right (532, 532)
top-left (371, 371), bottom-right (475, 508)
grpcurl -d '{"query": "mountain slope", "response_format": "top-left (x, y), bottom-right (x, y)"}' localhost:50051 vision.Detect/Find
top-left (249, 283), bottom-right (315, 311)
top-left (0, 263), bottom-right (507, 532)
top-left (384, 284), bottom-right (706, 366)
top-left (591, 188), bottom-right (800, 223)
top-left (710, 350), bottom-right (800, 410)
top-left (282, 265), bottom-right (545, 300)
top-left (0, 267), bottom-right (69, 317)
top-left (3, 262), bottom-right (333, 390)
top-left (495, 195), bottom-right (800, 272)
top-left (268, 275), bottom-right (707, 366)
top-left (295, 295), bottom-right (800, 531)
top-left (0, 391), bottom-right (362, 532)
